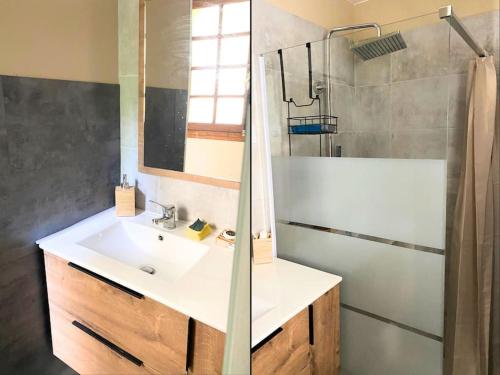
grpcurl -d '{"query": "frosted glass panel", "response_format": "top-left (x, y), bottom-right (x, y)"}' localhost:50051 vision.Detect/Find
top-left (272, 156), bottom-right (447, 249)
top-left (277, 223), bottom-right (444, 336)
top-left (341, 308), bottom-right (442, 375)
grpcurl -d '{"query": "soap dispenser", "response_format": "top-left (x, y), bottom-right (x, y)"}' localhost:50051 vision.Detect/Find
top-left (115, 174), bottom-right (136, 216)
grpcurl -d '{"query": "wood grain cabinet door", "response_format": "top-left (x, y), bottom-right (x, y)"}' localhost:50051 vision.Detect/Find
top-left (251, 308), bottom-right (312, 375)
top-left (310, 286), bottom-right (340, 375)
top-left (44, 253), bottom-right (190, 375)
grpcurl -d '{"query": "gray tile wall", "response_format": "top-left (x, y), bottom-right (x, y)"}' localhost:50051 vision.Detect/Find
top-left (264, 10), bottom-right (499, 253)
top-left (0, 75), bottom-right (120, 374)
top-left (333, 22), bottom-right (450, 160)
top-left (331, 10), bottom-right (499, 164)
top-left (252, 0), bottom-right (327, 231)
top-left (331, 10), bottom-right (500, 246)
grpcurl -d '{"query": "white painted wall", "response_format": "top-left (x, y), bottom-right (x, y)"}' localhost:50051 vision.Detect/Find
top-left (184, 138), bottom-right (244, 182)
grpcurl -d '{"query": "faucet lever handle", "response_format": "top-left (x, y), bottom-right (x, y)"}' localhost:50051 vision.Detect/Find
top-left (149, 200), bottom-right (175, 215)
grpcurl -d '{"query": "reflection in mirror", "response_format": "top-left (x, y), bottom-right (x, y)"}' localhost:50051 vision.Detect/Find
top-left (144, 0), bottom-right (190, 172)
top-left (141, 0), bottom-right (250, 186)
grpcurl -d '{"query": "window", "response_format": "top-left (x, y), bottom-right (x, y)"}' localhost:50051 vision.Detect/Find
top-left (188, 0), bottom-right (250, 141)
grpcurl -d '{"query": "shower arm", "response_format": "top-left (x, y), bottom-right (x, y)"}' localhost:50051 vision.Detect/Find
top-left (324, 23), bottom-right (381, 156)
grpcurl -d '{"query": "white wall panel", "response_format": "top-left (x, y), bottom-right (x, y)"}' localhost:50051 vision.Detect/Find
top-left (272, 156), bottom-right (447, 249)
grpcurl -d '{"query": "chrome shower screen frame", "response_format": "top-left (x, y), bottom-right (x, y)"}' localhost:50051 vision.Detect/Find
top-left (439, 5), bottom-right (488, 57)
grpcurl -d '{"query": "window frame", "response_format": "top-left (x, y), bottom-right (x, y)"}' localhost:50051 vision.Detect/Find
top-left (188, 0), bottom-right (250, 142)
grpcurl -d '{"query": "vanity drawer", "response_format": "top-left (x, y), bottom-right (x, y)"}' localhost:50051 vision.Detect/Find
top-left (50, 304), bottom-right (159, 375)
top-left (252, 308), bottom-right (311, 375)
top-left (44, 253), bottom-right (189, 375)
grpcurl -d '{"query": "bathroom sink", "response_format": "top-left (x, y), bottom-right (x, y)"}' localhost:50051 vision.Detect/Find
top-left (252, 296), bottom-right (275, 321)
top-left (78, 221), bottom-right (209, 283)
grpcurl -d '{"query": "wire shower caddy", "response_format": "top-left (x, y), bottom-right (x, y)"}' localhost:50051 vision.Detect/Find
top-left (278, 42), bottom-right (338, 156)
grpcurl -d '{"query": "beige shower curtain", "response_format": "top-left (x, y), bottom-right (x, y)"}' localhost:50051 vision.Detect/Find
top-left (445, 56), bottom-right (499, 375)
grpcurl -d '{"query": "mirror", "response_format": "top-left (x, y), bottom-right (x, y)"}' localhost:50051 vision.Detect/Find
top-left (139, 0), bottom-right (250, 188)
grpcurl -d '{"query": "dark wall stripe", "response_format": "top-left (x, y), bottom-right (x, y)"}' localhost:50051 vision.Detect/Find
top-left (0, 74), bottom-right (120, 374)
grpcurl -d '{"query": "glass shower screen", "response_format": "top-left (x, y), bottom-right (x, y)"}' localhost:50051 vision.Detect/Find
top-left (261, 12), bottom-right (452, 375)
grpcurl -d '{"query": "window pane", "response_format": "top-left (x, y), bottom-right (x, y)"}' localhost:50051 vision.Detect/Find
top-left (192, 39), bottom-right (218, 67)
top-left (221, 2), bottom-right (250, 34)
top-left (219, 36), bottom-right (249, 65)
top-left (192, 6), bottom-right (219, 37)
top-left (218, 68), bottom-right (247, 95)
top-left (216, 97), bottom-right (244, 124)
top-left (191, 69), bottom-right (216, 95)
top-left (189, 97), bottom-right (214, 123)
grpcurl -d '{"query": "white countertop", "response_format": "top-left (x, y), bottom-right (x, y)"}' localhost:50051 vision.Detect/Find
top-left (252, 258), bottom-right (342, 347)
top-left (37, 208), bottom-right (234, 333)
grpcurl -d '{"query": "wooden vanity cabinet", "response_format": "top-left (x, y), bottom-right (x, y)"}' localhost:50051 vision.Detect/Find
top-left (251, 286), bottom-right (340, 375)
top-left (310, 286), bottom-right (340, 375)
top-left (44, 252), bottom-right (225, 375)
top-left (188, 321), bottom-right (226, 375)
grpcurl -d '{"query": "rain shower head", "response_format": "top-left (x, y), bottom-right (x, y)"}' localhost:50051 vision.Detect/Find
top-left (350, 31), bottom-right (407, 60)
top-left (325, 23), bottom-right (408, 155)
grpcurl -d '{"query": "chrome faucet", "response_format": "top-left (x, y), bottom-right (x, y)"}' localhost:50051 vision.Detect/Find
top-left (149, 200), bottom-right (176, 229)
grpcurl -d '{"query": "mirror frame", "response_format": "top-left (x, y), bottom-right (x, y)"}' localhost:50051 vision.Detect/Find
top-left (137, 0), bottom-right (240, 190)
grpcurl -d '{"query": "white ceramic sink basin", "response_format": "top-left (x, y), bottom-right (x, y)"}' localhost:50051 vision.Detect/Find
top-left (78, 220), bottom-right (209, 283)
top-left (38, 209), bottom-right (235, 333)
top-left (252, 296), bottom-right (275, 321)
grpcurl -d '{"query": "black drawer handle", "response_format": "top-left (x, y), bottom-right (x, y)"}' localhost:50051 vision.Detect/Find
top-left (185, 318), bottom-right (195, 371)
top-left (72, 320), bottom-right (143, 367)
top-left (308, 304), bottom-right (315, 345)
top-left (68, 262), bottom-right (143, 299)
top-left (251, 327), bottom-right (284, 354)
